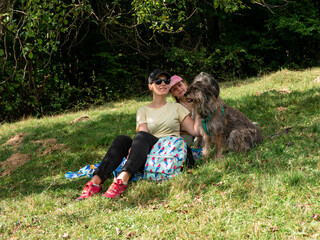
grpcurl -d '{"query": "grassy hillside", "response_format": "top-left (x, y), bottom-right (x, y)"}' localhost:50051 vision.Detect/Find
top-left (1, 68), bottom-right (320, 239)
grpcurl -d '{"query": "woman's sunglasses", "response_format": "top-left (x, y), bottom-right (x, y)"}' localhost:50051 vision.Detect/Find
top-left (154, 78), bottom-right (171, 85)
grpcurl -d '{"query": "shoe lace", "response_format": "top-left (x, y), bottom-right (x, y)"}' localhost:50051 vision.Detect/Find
top-left (109, 182), bottom-right (120, 193)
top-left (81, 184), bottom-right (93, 195)
top-left (109, 180), bottom-right (126, 193)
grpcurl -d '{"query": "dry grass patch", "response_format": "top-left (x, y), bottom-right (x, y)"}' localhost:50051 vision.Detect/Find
top-left (1, 133), bottom-right (28, 147)
top-left (31, 138), bottom-right (65, 156)
top-left (0, 152), bottom-right (31, 177)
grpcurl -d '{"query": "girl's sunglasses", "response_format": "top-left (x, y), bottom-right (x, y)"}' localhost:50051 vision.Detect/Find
top-left (154, 78), bottom-right (171, 85)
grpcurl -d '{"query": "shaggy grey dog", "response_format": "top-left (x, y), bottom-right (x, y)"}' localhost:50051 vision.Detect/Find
top-left (185, 72), bottom-right (263, 159)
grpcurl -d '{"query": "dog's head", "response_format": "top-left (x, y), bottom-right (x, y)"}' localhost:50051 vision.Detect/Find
top-left (185, 72), bottom-right (220, 107)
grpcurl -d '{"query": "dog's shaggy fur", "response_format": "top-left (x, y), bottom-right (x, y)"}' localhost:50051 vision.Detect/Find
top-left (185, 72), bottom-right (263, 159)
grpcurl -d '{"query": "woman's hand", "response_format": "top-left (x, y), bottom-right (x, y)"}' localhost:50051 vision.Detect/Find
top-left (127, 148), bottom-right (131, 159)
top-left (137, 123), bottom-right (148, 132)
top-left (181, 114), bottom-right (201, 137)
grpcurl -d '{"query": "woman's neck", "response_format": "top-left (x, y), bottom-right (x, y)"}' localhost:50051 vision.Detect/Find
top-left (149, 95), bottom-right (167, 108)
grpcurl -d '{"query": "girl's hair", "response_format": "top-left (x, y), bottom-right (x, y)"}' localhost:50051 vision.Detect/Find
top-left (173, 96), bottom-right (180, 103)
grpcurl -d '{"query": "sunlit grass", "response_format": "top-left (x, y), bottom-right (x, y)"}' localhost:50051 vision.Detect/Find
top-left (0, 68), bottom-right (320, 239)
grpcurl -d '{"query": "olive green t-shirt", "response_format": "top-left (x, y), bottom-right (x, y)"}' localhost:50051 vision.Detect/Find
top-left (136, 102), bottom-right (190, 138)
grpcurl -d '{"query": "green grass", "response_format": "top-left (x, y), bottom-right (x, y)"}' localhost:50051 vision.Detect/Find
top-left (1, 68), bottom-right (320, 239)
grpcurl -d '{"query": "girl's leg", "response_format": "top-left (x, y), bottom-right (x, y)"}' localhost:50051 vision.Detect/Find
top-left (93, 135), bottom-right (133, 184)
top-left (186, 145), bottom-right (195, 168)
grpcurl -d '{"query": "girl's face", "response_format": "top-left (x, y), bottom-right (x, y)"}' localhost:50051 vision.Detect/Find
top-left (149, 74), bottom-right (170, 96)
top-left (170, 81), bottom-right (188, 99)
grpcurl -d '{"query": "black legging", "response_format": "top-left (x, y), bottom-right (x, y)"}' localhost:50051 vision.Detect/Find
top-left (94, 131), bottom-right (158, 183)
top-left (93, 131), bottom-right (195, 183)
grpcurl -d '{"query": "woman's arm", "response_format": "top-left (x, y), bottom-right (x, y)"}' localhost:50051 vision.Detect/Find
top-left (181, 114), bottom-right (201, 137)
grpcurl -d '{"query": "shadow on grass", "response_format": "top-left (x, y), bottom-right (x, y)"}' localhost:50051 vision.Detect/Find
top-left (0, 86), bottom-right (319, 203)
top-left (224, 87), bottom-right (320, 135)
top-left (0, 110), bottom-right (136, 199)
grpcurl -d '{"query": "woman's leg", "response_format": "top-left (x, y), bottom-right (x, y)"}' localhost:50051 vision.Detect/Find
top-left (103, 131), bottom-right (158, 199)
top-left (121, 131), bottom-right (159, 177)
top-left (93, 135), bottom-right (133, 184)
top-left (77, 135), bottom-right (133, 201)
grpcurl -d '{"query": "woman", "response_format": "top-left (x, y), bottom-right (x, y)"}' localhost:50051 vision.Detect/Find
top-left (77, 69), bottom-right (201, 200)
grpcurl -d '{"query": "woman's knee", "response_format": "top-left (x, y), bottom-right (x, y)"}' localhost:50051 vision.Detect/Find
top-left (134, 131), bottom-right (154, 140)
top-left (131, 132), bottom-right (158, 151)
top-left (113, 135), bottom-right (133, 147)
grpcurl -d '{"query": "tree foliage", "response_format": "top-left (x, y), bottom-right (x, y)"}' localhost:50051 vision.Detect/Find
top-left (1, 0), bottom-right (320, 122)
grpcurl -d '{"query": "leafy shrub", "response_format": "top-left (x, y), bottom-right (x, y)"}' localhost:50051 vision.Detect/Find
top-left (165, 46), bottom-right (264, 81)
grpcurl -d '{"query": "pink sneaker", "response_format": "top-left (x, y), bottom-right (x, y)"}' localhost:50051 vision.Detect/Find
top-left (76, 181), bottom-right (102, 201)
top-left (103, 179), bottom-right (128, 199)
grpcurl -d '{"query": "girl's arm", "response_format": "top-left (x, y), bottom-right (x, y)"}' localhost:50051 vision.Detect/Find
top-left (181, 114), bottom-right (201, 137)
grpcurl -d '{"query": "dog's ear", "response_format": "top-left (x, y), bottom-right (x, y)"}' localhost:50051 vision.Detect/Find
top-left (209, 77), bottom-right (220, 98)
top-left (195, 72), bottom-right (220, 98)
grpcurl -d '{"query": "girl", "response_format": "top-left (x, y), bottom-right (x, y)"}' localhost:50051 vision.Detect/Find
top-left (77, 69), bottom-right (201, 200)
top-left (169, 75), bottom-right (195, 146)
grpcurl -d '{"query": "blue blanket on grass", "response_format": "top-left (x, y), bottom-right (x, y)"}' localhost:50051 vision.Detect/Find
top-left (65, 147), bottom-right (202, 180)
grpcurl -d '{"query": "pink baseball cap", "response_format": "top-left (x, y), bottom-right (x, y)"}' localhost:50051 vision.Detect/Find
top-left (169, 75), bottom-right (183, 90)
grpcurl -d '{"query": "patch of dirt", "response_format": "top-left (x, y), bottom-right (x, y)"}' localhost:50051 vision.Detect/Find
top-left (1, 133), bottom-right (27, 147)
top-left (0, 152), bottom-right (31, 177)
top-left (255, 88), bottom-right (292, 96)
top-left (276, 107), bottom-right (288, 112)
top-left (32, 138), bottom-right (58, 145)
top-left (70, 115), bottom-right (91, 123)
top-left (277, 88), bottom-right (292, 94)
top-left (31, 139), bottom-right (65, 156)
